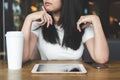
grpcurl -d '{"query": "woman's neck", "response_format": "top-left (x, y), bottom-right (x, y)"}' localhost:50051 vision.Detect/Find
top-left (52, 11), bottom-right (61, 25)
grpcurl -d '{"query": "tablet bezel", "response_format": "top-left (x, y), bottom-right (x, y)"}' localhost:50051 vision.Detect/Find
top-left (31, 63), bottom-right (87, 74)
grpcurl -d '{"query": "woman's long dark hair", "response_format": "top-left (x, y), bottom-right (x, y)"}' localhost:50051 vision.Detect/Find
top-left (42, 0), bottom-right (85, 50)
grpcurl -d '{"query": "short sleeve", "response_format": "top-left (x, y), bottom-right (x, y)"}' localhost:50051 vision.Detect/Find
top-left (82, 25), bottom-right (94, 43)
top-left (31, 21), bottom-right (41, 37)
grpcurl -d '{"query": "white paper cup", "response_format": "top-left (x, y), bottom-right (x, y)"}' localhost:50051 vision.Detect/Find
top-left (5, 31), bottom-right (24, 70)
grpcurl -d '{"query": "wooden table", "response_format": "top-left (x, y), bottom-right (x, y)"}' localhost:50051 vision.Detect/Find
top-left (0, 60), bottom-right (120, 80)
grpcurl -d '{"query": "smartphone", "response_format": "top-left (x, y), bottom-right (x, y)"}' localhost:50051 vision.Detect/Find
top-left (85, 62), bottom-right (108, 69)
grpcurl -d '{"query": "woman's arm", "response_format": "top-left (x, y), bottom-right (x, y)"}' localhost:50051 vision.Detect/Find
top-left (21, 7), bottom-right (53, 63)
top-left (77, 15), bottom-right (109, 64)
top-left (21, 16), bottom-right (38, 63)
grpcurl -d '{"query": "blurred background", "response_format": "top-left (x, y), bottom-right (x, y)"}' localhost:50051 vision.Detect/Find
top-left (0, 0), bottom-right (120, 60)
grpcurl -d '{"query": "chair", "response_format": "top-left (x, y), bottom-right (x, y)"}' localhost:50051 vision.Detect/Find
top-left (108, 40), bottom-right (120, 61)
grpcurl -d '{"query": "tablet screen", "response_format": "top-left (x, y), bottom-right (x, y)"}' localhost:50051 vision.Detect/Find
top-left (31, 64), bottom-right (87, 74)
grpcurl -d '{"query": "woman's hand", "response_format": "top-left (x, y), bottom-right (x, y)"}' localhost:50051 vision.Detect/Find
top-left (77, 15), bottom-right (109, 64)
top-left (27, 6), bottom-right (53, 27)
top-left (21, 6), bottom-right (53, 63)
top-left (77, 15), bottom-right (101, 32)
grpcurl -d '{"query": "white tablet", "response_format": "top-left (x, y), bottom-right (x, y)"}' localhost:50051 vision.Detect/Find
top-left (31, 63), bottom-right (87, 74)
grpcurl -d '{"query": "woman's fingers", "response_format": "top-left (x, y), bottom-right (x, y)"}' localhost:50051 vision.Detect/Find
top-left (48, 14), bottom-right (53, 25)
top-left (77, 22), bottom-right (81, 32)
top-left (77, 15), bottom-right (92, 32)
top-left (81, 22), bottom-right (91, 29)
top-left (42, 6), bottom-right (47, 12)
top-left (36, 10), bottom-right (53, 27)
top-left (41, 6), bottom-right (53, 27)
top-left (45, 14), bottom-right (51, 27)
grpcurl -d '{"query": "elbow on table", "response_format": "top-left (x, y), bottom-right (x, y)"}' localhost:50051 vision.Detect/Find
top-left (22, 55), bottom-right (30, 64)
top-left (95, 57), bottom-right (109, 64)
top-left (95, 51), bottom-right (109, 64)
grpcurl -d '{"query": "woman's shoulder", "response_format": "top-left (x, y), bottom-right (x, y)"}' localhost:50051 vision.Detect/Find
top-left (31, 21), bottom-right (41, 31)
top-left (31, 21), bottom-right (42, 37)
top-left (82, 25), bottom-right (94, 43)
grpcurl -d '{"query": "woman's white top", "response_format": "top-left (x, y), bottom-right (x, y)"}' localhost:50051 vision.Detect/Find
top-left (31, 22), bottom-right (94, 60)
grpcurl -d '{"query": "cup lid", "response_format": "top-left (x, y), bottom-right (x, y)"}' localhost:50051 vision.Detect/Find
top-left (5, 31), bottom-right (23, 37)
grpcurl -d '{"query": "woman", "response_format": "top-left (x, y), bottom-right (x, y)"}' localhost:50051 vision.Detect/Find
top-left (22, 0), bottom-right (109, 64)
